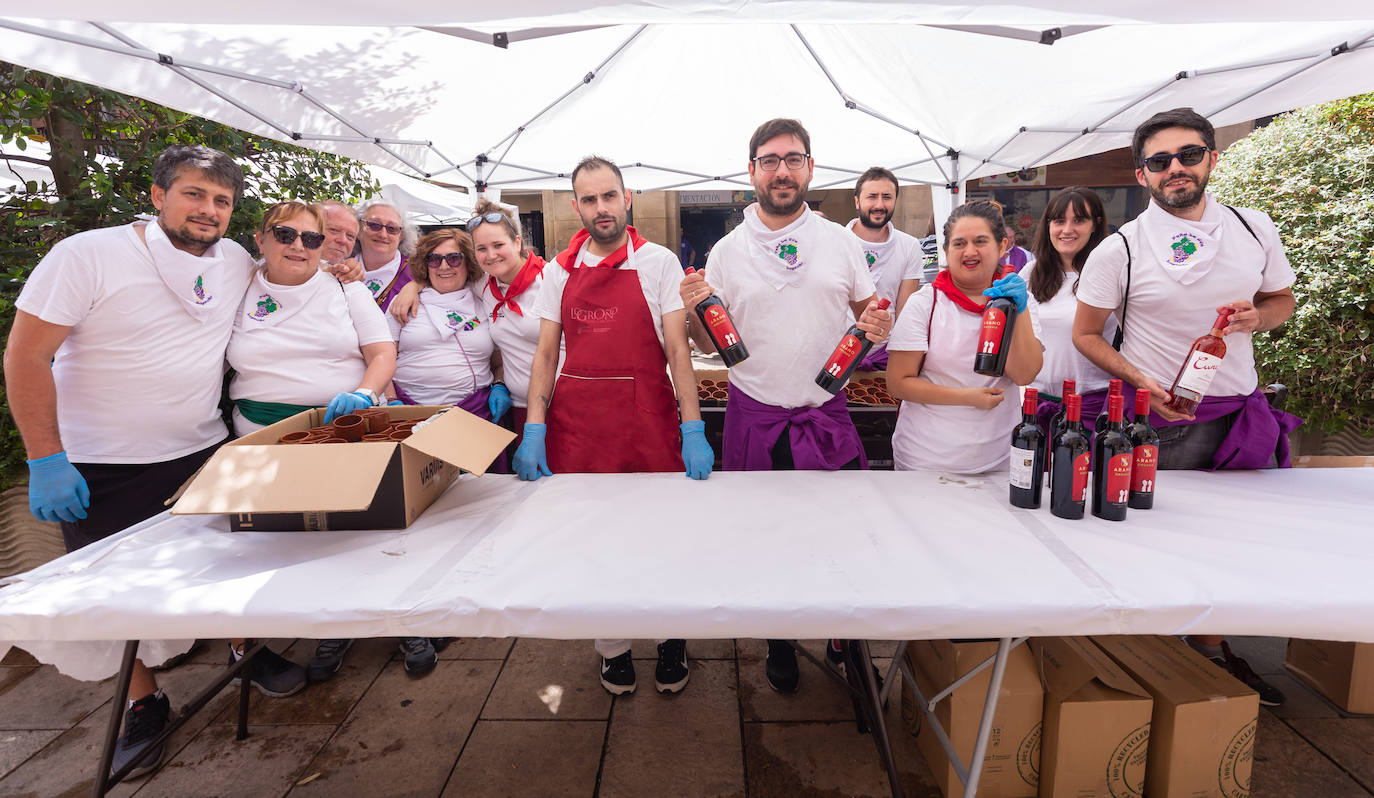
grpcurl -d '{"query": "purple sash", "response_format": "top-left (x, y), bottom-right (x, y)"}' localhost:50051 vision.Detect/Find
top-left (723, 383), bottom-right (866, 471)
top-left (377, 262), bottom-right (413, 312)
top-left (856, 343), bottom-right (889, 372)
top-left (392, 383), bottom-right (493, 421)
top-left (1076, 385), bottom-right (1301, 469)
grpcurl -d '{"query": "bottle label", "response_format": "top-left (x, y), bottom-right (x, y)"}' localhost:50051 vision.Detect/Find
top-left (978, 306), bottom-right (1007, 356)
top-left (1105, 452), bottom-right (1132, 505)
top-left (1175, 350), bottom-right (1223, 396)
top-left (1010, 445), bottom-right (1036, 490)
top-left (1132, 444), bottom-right (1157, 493)
top-left (823, 334), bottom-right (863, 378)
top-left (1072, 452), bottom-right (1089, 501)
top-left (702, 304), bottom-right (742, 349)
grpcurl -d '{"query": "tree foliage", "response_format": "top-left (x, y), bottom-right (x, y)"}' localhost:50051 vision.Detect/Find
top-left (0, 62), bottom-right (381, 489)
top-left (1210, 93), bottom-right (1374, 434)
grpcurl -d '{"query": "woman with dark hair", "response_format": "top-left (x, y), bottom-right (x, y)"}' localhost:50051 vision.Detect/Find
top-left (1023, 186), bottom-right (1116, 401)
top-left (886, 201), bottom-right (1042, 473)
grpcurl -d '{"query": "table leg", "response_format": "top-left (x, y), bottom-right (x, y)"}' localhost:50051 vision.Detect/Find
top-left (962, 637), bottom-right (1013, 798)
top-left (851, 639), bottom-right (905, 798)
top-left (237, 638), bottom-right (255, 741)
top-left (91, 640), bottom-right (139, 798)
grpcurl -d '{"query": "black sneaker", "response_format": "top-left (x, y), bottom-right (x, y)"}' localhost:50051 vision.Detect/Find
top-left (307, 639), bottom-right (353, 682)
top-left (1212, 641), bottom-right (1286, 707)
top-left (399, 637), bottom-right (437, 675)
top-left (765, 640), bottom-right (800, 694)
top-left (111, 691), bottom-right (172, 779)
top-left (654, 639), bottom-right (689, 694)
top-left (230, 645), bottom-right (307, 698)
top-left (600, 651), bottom-right (637, 695)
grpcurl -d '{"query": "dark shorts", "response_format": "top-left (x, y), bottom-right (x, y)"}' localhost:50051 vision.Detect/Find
top-left (1157, 412), bottom-right (1239, 471)
top-left (60, 440), bottom-right (225, 553)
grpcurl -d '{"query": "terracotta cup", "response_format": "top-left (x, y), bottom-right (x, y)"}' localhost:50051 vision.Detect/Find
top-left (331, 414), bottom-right (365, 442)
top-left (318, 436), bottom-right (348, 444)
top-left (362, 432), bottom-right (392, 442)
top-left (278, 430), bottom-right (311, 445)
top-left (388, 428), bottom-right (412, 441)
top-left (359, 408), bottom-right (390, 434)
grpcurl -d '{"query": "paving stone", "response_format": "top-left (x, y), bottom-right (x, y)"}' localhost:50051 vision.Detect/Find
top-left (291, 659), bottom-right (499, 798)
top-left (481, 638), bottom-right (613, 721)
top-left (438, 637), bottom-right (515, 661)
top-left (441, 720), bottom-right (603, 798)
top-left (0, 664), bottom-right (113, 730)
top-left (135, 723), bottom-right (334, 798)
top-left (206, 637), bottom-right (391, 726)
top-left (0, 696), bottom-right (154, 798)
top-left (600, 659), bottom-right (745, 798)
top-left (0, 730), bottom-right (62, 780)
top-left (630, 639), bottom-right (735, 660)
top-left (1264, 672), bottom-right (1345, 719)
top-left (1252, 713), bottom-right (1371, 798)
top-left (744, 716), bottom-right (941, 798)
top-left (1287, 717), bottom-right (1374, 793)
top-left (1226, 635), bottom-right (1290, 675)
top-left (0, 666), bottom-right (37, 701)
top-left (737, 639), bottom-right (855, 722)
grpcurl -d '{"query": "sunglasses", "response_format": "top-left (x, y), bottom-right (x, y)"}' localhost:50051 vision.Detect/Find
top-left (425, 252), bottom-right (465, 268)
top-left (466, 212), bottom-right (507, 232)
top-left (362, 219), bottom-right (403, 235)
top-left (269, 225), bottom-right (325, 249)
top-left (1141, 145), bottom-right (1209, 173)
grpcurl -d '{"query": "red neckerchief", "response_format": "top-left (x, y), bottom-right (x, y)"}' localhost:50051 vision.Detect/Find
top-left (932, 267), bottom-right (1007, 315)
top-left (487, 252), bottom-right (546, 322)
top-left (555, 225), bottom-right (648, 273)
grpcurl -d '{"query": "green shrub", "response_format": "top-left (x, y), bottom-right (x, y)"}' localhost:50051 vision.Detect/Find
top-left (1211, 93), bottom-right (1374, 434)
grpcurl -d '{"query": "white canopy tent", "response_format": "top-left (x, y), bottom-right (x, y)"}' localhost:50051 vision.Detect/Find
top-left (2, 4), bottom-right (1372, 223)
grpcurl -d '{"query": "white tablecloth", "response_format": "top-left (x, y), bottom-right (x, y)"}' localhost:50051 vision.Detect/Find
top-left (2, 469), bottom-right (1371, 680)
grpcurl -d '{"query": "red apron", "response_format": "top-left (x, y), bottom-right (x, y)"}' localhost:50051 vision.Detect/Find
top-left (546, 259), bottom-right (683, 474)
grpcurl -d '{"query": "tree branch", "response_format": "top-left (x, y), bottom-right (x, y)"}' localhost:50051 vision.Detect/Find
top-left (0, 153), bottom-right (52, 168)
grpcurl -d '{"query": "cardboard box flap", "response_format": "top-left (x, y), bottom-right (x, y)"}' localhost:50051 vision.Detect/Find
top-left (1035, 637), bottom-right (1150, 700)
top-left (1094, 635), bottom-right (1256, 703)
top-left (402, 407), bottom-right (515, 477)
top-left (171, 443), bottom-right (395, 514)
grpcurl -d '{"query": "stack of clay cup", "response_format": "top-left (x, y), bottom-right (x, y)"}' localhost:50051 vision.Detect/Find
top-left (277, 409), bottom-right (426, 445)
top-left (696, 378), bottom-right (730, 405)
top-left (843, 377), bottom-right (898, 407)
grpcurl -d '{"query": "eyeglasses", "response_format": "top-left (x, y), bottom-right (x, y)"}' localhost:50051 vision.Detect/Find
top-left (752, 152), bottom-right (810, 172)
top-left (269, 225), bottom-right (325, 249)
top-left (424, 252), bottom-right (465, 268)
top-left (466, 212), bottom-right (507, 232)
top-left (1141, 145), bottom-right (1209, 173)
top-left (362, 219), bottom-right (403, 235)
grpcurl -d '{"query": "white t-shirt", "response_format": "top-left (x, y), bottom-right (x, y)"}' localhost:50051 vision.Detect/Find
top-left (709, 211), bottom-right (875, 408)
top-left (534, 238), bottom-right (685, 350)
top-left (387, 286), bottom-right (494, 406)
top-left (888, 285), bottom-right (1042, 474)
top-left (1023, 260), bottom-right (1116, 396)
top-left (474, 268), bottom-right (564, 408)
top-left (1077, 198), bottom-right (1295, 398)
top-left (228, 269), bottom-right (393, 435)
top-left (15, 223), bottom-right (253, 463)
top-left (846, 220), bottom-right (924, 311)
top-left (363, 252), bottom-right (404, 302)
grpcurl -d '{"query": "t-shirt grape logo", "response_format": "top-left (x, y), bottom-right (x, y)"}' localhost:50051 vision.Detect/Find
top-left (1168, 233), bottom-right (1203, 264)
top-left (248, 294), bottom-right (279, 321)
top-left (445, 311), bottom-right (480, 331)
top-left (864, 250), bottom-right (878, 269)
top-left (191, 275), bottom-right (212, 305)
top-left (774, 237), bottom-right (802, 270)
top-left (366, 279), bottom-right (383, 297)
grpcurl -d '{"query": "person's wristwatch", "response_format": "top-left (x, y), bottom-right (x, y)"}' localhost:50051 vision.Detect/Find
top-left (354, 388), bottom-right (381, 406)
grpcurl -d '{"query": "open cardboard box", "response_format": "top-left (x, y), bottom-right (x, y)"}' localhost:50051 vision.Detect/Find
top-left (171, 405), bottom-right (514, 531)
top-left (1285, 638), bottom-right (1374, 714)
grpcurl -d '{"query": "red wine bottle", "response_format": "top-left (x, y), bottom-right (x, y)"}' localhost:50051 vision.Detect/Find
top-left (1126, 389), bottom-right (1159, 510)
top-left (1095, 378), bottom-right (1122, 436)
top-left (1091, 393), bottom-right (1132, 521)
top-left (1165, 308), bottom-right (1234, 415)
top-left (1050, 393), bottom-right (1090, 520)
top-left (816, 298), bottom-right (891, 394)
top-left (1009, 389), bottom-right (1046, 509)
top-left (1047, 378), bottom-right (1076, 481)
top-left (973, 295), bottom-right (1017, 377)
top-left (683, 269), bottom-right (749, 367)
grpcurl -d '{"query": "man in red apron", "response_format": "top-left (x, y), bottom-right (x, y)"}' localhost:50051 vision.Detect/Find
top-left (516, 156), bottom-right (713, 697)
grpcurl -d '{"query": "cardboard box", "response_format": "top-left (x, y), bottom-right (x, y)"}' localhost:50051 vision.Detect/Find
top-left (172, 405), bottom-right (514, 531)
top-left (1031, 637), bottom-right (1152, 798)
top-left (1285, 638), bottom-right (1374, 714)
top-left (901, 639), bottom-right (1043, 798)
top-left (1093, 636), bottom-right (1259, 798)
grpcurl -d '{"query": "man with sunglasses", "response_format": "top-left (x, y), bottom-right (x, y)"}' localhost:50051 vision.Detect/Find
top-left (1071, 108), bottom-right (1297, 707)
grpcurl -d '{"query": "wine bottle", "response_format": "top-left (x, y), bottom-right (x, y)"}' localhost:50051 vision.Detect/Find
top-left (973, 295), bottom-right (1017, 377)
top-left (1010, 389), bottom-right (1046, 509)
top-left (1095, 378), bottom-right (1122, 436)
top-left (1047, 378), bottom-right (1076, 481)
top-left (1165, 308), bottom-right (1234, 415)
top-left (1050, 393), bottom-right (1090, 520)
top-left (1126, 389), bottom-right (1160, 509)
top-left (816, 298), bottom-right (891, 394)
top-left (683, 268), bottom-right (749, 367)
top-left (1091, 393), bottom-right (1132, 521)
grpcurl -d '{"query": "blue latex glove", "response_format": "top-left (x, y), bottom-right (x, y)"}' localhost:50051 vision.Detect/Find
top-left (27, 451), bottom-right (90, 524)
top-left (488, 383), bottom-right (512, 423)
top-left (513, 423), bottom-right (553, 481)
top-left (982, 272), bottom-right (1028, 313)
top-left (324, 391), bottom-right (373, 423)
top-left (680, 420), bottom-right (714, 480)
top-left (386, 399), bottom-right (405, 406)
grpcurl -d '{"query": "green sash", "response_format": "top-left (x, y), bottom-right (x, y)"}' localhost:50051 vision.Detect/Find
top-left (235, 398), bottom-right (314, 426)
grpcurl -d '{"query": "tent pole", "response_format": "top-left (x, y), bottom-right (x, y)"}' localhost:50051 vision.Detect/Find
top-left (1204, 30), bottom-right (1374, 118)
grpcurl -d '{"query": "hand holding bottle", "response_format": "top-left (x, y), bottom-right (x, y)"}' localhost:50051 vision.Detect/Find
top-left (982, 273), bottom-right (1028, 313)
top-left (1140, 377), bottom-right (1193, 422)
top-left (856, 298), bottom-right (893, 344)
top-left (1218, 300), bottom-right (1261, 334)
top-left (679, 270), bottom-right (712, 309)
